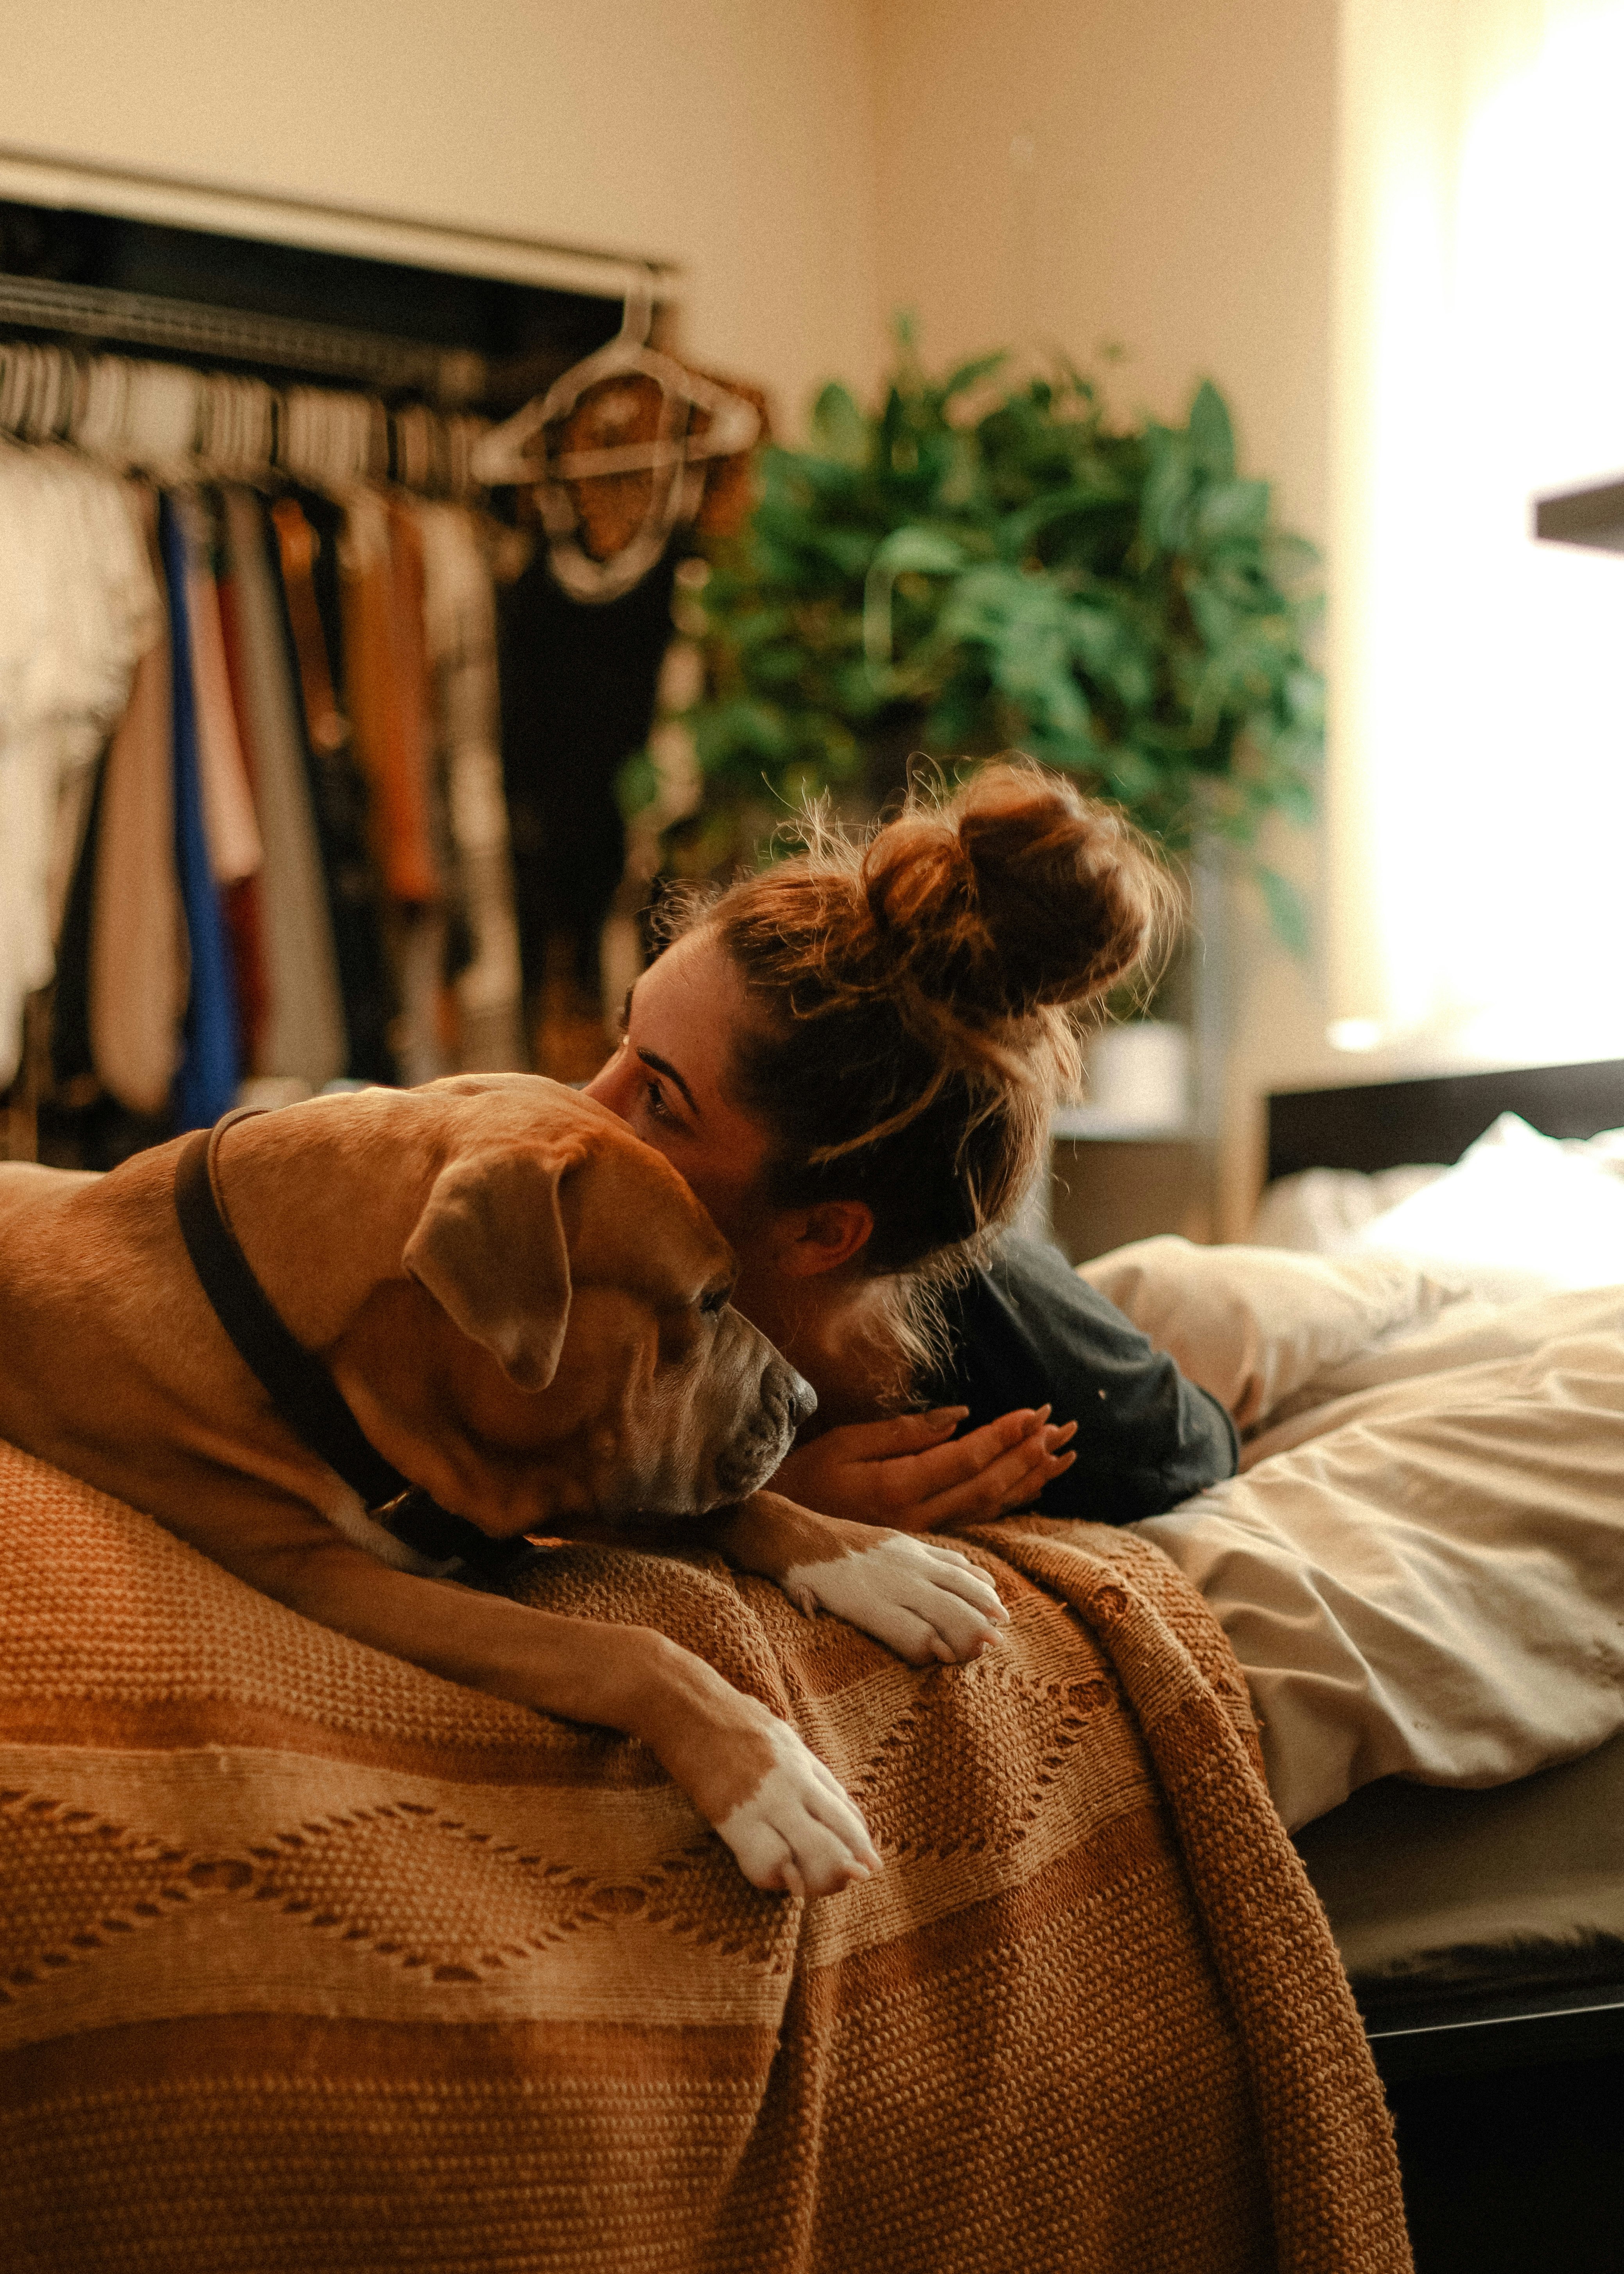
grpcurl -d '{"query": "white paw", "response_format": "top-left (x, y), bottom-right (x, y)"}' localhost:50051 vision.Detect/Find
top-left (780, 1534), bottom-right (1010, 1667)
top-left (713, 1718), bottom-right (882, 1898)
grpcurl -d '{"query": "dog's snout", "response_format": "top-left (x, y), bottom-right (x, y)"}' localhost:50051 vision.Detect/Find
top-left (710, 1358), bottom-right (819, 1502)
top-left (764, 1362), bottom-right (817, 1434)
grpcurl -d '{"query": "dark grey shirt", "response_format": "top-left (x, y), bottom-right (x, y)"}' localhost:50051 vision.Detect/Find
top-left (921, 1237), bottom-right (1238, 1524)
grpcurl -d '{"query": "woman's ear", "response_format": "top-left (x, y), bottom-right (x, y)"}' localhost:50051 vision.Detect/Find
top-left (772, 1199), bottom-right (874, 1278)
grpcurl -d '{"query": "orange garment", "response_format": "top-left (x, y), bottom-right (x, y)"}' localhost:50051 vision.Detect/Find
top-left (338, 493), bottom-right (439, 905)
top-left (269, 499), bottom-right (346, 760)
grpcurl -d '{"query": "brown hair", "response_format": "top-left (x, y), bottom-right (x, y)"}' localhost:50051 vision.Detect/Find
top-left (668, 759), bottom-right (1179, 1278)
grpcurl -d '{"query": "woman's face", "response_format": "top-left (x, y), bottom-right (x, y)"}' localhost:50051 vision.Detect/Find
top-left (584, 926), bottom-right (774, 1257)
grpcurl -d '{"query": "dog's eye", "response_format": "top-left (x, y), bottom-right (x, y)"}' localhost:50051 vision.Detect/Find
top-left (698, 1286), bottom-right (732, 1319)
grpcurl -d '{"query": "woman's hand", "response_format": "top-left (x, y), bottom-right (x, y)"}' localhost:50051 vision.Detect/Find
top-left (770, 1406), bottom-right (1077, 1534)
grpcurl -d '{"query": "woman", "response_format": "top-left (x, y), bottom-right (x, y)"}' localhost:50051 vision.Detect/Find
top-left (585, 761), bottom-right (1236, 1531)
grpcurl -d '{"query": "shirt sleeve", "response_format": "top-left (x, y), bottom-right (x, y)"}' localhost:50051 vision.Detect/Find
top-left (921, 1236), bottom-right (1238, 1524)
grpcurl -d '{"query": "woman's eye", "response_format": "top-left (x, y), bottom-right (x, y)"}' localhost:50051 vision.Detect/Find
top-left (643, 1077), bottom-right (671, 1122)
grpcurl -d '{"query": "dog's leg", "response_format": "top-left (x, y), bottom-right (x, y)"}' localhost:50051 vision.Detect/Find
top-left (712, 1492), bottom-right (1010, 1667)
top-left (206, 1512), bottom-right (880, 1900)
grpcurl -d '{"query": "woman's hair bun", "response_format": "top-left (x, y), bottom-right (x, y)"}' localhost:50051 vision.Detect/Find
top-left (689, 754), bottom-right (1180, 1278)
top-left (860, 760), bottom-right (1176, 1022)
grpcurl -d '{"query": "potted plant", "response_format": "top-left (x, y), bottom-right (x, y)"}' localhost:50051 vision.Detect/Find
top-left (625, 327), bottom-right (1322, 946)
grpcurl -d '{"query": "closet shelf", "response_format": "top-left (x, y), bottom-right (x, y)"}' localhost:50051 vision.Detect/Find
top-left (0, 269), bottom-right (487, 405)
top-left (1533, 476), bottom-right (1624, 555)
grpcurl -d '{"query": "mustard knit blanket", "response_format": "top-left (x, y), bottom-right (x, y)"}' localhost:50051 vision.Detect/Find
top-left (0, 1438), bottom-right (1410, 2272)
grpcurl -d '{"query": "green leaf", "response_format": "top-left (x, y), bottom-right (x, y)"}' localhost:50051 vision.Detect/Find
top-left (1187, 380), bottom-right (1236, 479)
top-left (1139, 431), bottom-right (1195, 553)
top-left (809, 384), bottom-right (870, 467)
top-left (871, 526), bottom-right (968, 576)
top-left (1194, 478), bottom-right (1270, 547)
top-left (1283, 666), bottom-right (1325, 729)
top-left (938, 350), bottom-right (1009, 402)
top-left (1256, 866), bottom-right (1311, 957)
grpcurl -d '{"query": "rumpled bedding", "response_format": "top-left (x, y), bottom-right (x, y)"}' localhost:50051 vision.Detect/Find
top-left (1129, 1275), bottom-right (1624, 1831)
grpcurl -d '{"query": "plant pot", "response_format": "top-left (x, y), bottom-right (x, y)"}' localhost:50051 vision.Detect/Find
top-left (1085, 1020), bottom-right (1191, 1131)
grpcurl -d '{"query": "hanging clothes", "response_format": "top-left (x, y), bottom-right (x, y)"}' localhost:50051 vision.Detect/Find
top-left (159, 495), bottom-right (240, 1131)
top-left (498, 539), bottom-right (678, 1060)
top-left (48, 744), bottom-right (109, 1092)
top-left (88, 486), bottom-right (188, 1117)
top-left (178, 495), bottom-right (262, 890)
top-left (177, 493), bottom-right (269, 1080)
top-left (416, 501), bottom-right (524, 1073)
top-left (0, 448), bottom-right (162, 1088)
top-left (339, 492), bottom-right (451, 1085)
top-left (340, 491), bottom-right (440, 905)
top-left (210, 519), bottom-right (270, 1082)
top-left (219, 488), bottom-right (347, 1092)
top-left (267, 493), bottom-right (396, 1084)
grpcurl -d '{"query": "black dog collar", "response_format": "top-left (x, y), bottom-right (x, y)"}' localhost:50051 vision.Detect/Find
top-left (174, 1107), bottom-right (529, 1580)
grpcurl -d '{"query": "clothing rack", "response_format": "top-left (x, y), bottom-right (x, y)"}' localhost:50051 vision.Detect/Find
top-left (0, 267), bottom-right (485, 406)
top-left (0, 331), bottom-right (493, 503)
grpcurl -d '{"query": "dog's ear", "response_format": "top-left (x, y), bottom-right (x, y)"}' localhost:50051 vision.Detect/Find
top-left (402, 1147), bottom-right (577, 1391)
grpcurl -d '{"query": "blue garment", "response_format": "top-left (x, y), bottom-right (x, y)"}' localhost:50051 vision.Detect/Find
top-left (161, 497), bottom-right (240, 1131)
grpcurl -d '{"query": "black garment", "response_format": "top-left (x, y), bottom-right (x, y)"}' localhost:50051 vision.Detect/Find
top-left (49, 744), bottom-right (108, 1088)
top-left (498, 544), bottom-right (678, 996)
top-left (922, 1236), bottom-right (1238, 1525)
top-left (263, 492), bottom-right (397, 1083)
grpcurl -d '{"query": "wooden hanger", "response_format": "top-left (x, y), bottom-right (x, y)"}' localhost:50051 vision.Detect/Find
top-left (470, 270), bottom-right (760, 602)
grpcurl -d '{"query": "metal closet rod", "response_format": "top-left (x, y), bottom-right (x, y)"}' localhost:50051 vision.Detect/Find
top-left (0, 270), bottom-right (491, 406)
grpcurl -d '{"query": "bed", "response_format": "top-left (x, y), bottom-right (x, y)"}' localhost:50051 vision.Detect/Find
top-left (1233, 1059), bottom-right (1624, 2273)
top-left (6, 1063), bottom-right (1622, 2270)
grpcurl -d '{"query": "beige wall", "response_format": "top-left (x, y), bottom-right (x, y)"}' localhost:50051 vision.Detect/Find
top-left (0, 0), bottom-right (885, 431)
top-left (3, 0), bottom-right (1348, 1224)
top-left (870, 0), bottom-right (1344, 1229)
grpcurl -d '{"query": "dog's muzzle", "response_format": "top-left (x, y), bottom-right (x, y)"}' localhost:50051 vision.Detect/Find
top-left (713, 1359), bottom-right (817, 1499)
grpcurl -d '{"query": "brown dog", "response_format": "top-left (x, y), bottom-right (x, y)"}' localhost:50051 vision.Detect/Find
top-left (0, 1076), bottom-right (1006, 1897)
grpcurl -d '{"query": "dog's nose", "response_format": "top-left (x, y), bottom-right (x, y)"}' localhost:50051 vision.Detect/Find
top-left (762, 1361), bottom-right (817, 1434)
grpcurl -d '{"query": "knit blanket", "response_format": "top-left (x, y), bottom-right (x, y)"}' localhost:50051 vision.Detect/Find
top-left (0, 1437), bottom-right (1409, 2273)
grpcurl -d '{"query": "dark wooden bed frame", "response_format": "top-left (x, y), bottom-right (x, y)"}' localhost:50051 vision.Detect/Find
top-left (1265, 1058), bottom-right (1624, 2271)
top-left (1267, 1056), bottom-right (1624, 1185)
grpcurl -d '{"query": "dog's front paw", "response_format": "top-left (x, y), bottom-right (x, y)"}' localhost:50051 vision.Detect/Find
top-left (713, 1716), bottom-right (882, 1899)
top-left (781, 1533), bottom-right (1010, 1667)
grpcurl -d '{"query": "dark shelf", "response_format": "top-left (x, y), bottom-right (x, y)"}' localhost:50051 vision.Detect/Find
top-left (1533, 475), bottom-right (1624, 553)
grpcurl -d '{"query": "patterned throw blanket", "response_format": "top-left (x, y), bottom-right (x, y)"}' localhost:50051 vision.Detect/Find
top-left (0, 1438), bottom-right (1410, 2273)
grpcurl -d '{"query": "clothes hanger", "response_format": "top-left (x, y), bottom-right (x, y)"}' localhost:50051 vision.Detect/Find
top-left (470, 267), bottom-right (761, 603)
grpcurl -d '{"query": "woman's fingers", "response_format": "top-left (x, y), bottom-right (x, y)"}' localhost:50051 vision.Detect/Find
top-left (825, 1410), bottom-right (970, 1463)
top-left (873, 1406), bottom-right (1053, 1510)
top-left (909, 1421), bottom-right (1078, 1527)
top-left (1003, 1447), bottom-right (1078, 1509)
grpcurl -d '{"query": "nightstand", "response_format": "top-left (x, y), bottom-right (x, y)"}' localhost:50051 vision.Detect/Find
top-left (1042, 1107), bottom-right (1214, 1264)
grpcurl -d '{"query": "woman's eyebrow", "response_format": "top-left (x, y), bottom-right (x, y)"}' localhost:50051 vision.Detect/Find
top-left (635, 1046), bottom-right (699, 1117)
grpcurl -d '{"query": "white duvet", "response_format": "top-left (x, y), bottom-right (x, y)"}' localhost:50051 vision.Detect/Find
top-left (1083, 1241), bottom-right (1624, 1832)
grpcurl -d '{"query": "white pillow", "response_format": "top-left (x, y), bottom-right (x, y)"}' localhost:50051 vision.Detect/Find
top-left (1248, 1163), bottom-right (1446, 1255)
top-left (1352, 1111), bottom-right (1624, 1301)
top-left (1079, 1235), bottom-right (1448, 1432)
